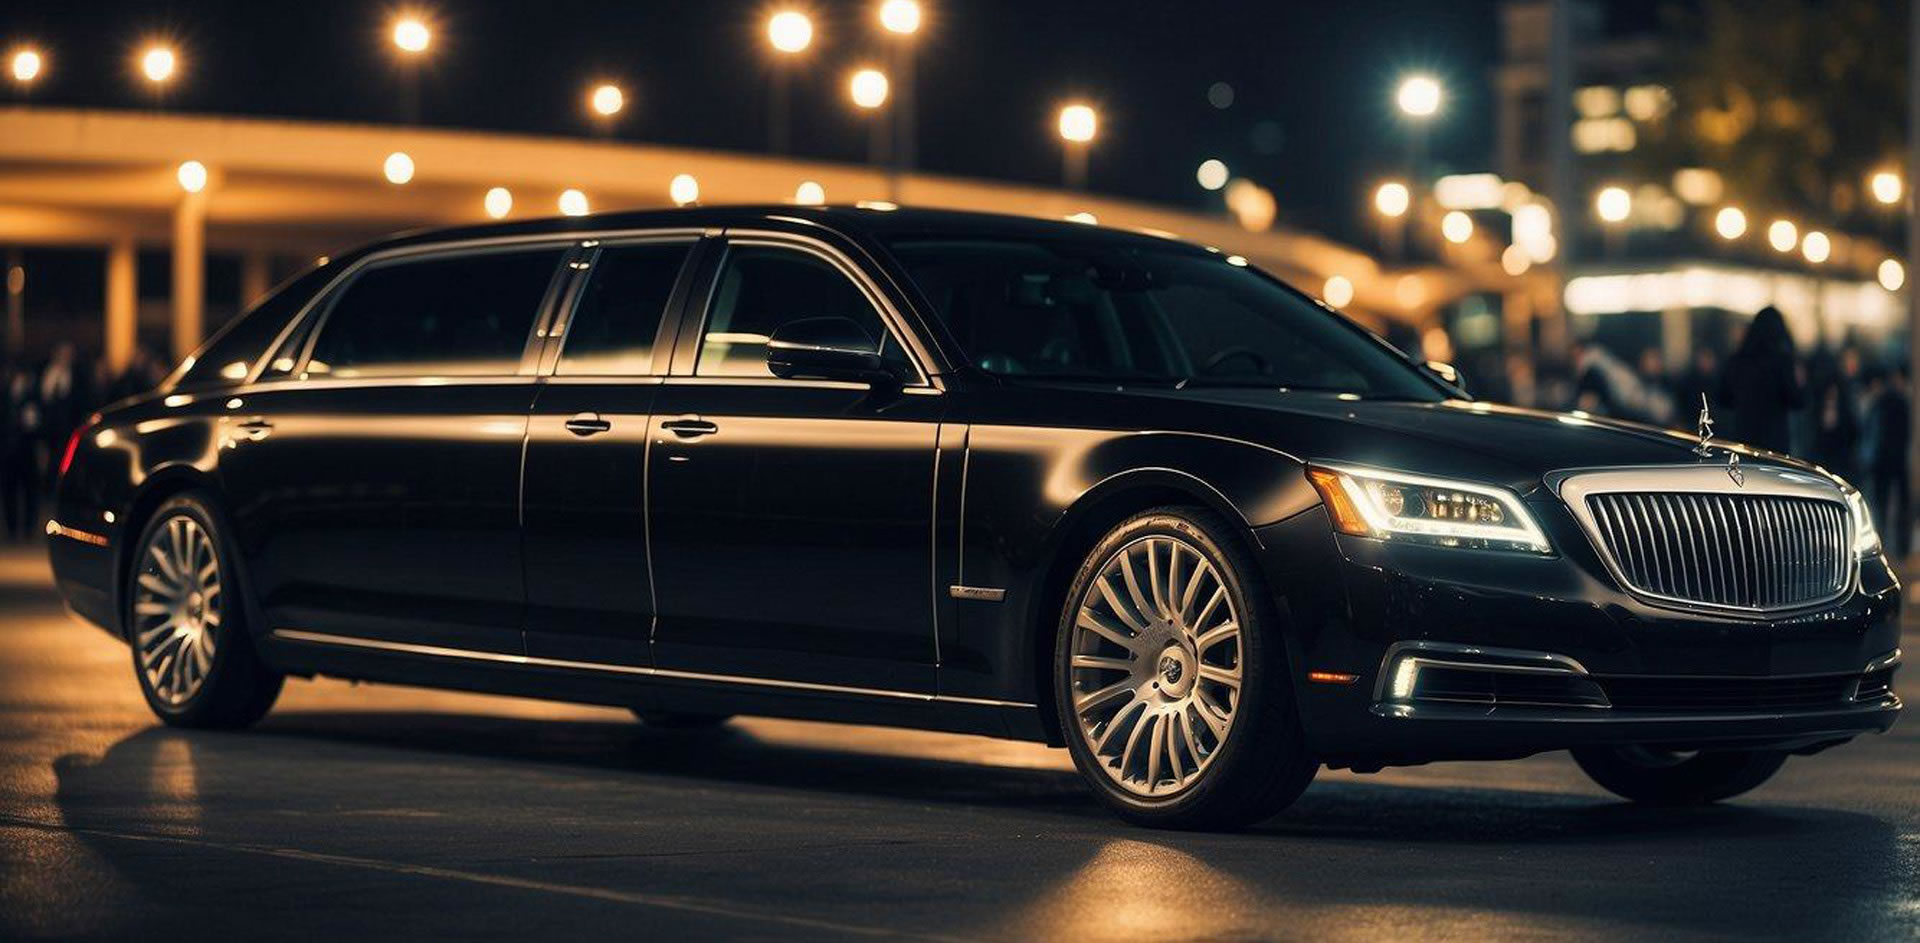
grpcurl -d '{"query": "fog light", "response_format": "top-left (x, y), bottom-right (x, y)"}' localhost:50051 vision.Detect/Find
top-left (1390, 657), bottom-right (1419, 700)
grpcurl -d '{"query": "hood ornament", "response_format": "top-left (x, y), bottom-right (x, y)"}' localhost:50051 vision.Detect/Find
top-left (1694, 394), bottom-right (1743, 486)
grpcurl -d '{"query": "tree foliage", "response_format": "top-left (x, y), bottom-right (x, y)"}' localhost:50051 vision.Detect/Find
top-left (1648, 0), bottom-right (1905, 226)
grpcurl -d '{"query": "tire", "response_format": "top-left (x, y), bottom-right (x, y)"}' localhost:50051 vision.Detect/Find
top-left (1053, 506), bottom-right (1317, 830)
top-left (1571, 745), bottom-right (1788, 805)
top-left (126, 491), bottom-right (283, 729)
top-left (632, 710), bottom-right (734, 730)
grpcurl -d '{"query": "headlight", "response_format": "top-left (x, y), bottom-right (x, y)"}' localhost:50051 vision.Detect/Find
top-left (1307, 463), bottom-right (1552, 554)
top-left (1842, 485), bottom-right (1882, 558)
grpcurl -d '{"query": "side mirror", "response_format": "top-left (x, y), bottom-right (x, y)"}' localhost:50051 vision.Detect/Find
top-left (767, 317), bottom-right (894, 384)
top-left (1423, 360), bottom-right (1467, 394)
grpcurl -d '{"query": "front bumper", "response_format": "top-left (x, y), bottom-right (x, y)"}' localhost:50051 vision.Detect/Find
top-left (1252, 508), bottom-right (1904, 765)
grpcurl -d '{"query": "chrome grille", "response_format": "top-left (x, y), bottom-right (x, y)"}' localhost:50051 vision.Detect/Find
top-left (1584, 492), bottom-right (1851, 611)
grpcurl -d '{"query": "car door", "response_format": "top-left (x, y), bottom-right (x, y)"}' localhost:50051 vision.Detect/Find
top-left (520, 235), bottom-right (703, 668)
top-left (217, 242), bottom-right (569, 656)
top-left (647, 233), bottom-right (945, 693)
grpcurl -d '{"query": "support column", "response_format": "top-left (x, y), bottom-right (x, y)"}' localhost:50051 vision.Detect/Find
top-left (240, 249), bottom-right (272, 310)
top-left (105, 237), bottom-right (137, 374)
top-left (172, 192), bottom-right (207, 362)
top-left (5, 248), bottom-right (22, 360)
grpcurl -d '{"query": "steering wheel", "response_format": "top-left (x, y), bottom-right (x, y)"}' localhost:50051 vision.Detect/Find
top-left (1202, 346), bottom-right (1271, 377)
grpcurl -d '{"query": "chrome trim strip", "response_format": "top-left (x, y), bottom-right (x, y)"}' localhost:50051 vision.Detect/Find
top-left (1552, 464), bottom-right (1856, 617)
top-left (44, 520), bottom-right (109, 547)
top-left (948, 585), bottom-right (1007, 602)
top-left (270, 629), bottom-right (1034, 709)
top-left (1372, 640), bottom-right (1593, 702)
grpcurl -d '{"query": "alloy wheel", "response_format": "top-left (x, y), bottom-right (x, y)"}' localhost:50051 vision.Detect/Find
top-left (1069, 534), bottom-right (1243, 798)
top-left (133, 515), bottom-right (224, 707)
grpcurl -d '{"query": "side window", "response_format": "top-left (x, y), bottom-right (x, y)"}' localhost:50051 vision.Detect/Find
top-left (305, 248), bottom-right (565, 378)
top-left (170, 265), bottom-right (334, 388)
top-left (554, 242), bottom-right (691, 376)
top-left (695, 245), bottom-right (913, 379)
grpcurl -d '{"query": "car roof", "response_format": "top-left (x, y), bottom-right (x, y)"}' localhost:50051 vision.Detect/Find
top-left (361, 204), bottom-right (1211, 258)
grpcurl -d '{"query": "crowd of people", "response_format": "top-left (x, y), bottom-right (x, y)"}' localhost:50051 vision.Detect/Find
top-left (0, 343), bottom-right (168, 543)
top-left (1565, 306), bottom-right (1913, 559)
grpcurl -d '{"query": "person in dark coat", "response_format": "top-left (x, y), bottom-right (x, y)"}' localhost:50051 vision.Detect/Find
top-left (1, 364), bottom-right (42, 541)
top-left (1869, 367), bottom-right (1912, 559)
top-left (1716, 306), bottom-right (1805, 454)
top-left (1811, 368), bottom-right (1863, 484)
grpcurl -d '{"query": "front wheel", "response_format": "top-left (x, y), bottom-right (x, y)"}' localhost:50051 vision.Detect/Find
top-left (1054, 507), bottom-right (1316, 830)
top-left (127, 492), bottom-right (283, 729)
top-left (1571, 746), bottom-right (1787, 805)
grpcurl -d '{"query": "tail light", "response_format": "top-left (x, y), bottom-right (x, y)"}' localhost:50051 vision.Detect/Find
top-left (57, 423), bottom-right (89, 481)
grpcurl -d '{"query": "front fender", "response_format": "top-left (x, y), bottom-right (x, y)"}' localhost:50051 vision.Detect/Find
top-left (941, 425), bottom-right (1317, 707)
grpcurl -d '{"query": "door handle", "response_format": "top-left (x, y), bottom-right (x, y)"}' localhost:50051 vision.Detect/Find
top-left (661, 415), bottom-right (719, 438)
top-left (235, 418), bottom-right (273, 441)
top-left (564, 412), bottom-right (613, 437)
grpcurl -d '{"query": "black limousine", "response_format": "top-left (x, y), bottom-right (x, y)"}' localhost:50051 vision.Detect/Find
top-left (49, 206), bottom-right (1900, 828)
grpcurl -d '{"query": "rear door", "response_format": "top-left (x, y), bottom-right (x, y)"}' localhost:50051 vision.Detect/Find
top-left (645, 233), bottom-right (946, 693)
top-left (520, 234), bottom-right (703, 667)
top-left (217, 242), bottom-right (569, 655)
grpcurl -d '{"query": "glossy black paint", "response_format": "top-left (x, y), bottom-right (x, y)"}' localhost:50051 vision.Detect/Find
top-left (49, 206), bottom-right (1900, 764)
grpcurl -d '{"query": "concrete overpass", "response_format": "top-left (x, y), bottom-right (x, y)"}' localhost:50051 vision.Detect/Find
top-left (0, 107), bottom-right (1541, 372)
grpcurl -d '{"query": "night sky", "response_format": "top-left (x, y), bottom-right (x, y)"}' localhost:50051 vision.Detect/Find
top-left (7, 0), bottom-right (1511, 245)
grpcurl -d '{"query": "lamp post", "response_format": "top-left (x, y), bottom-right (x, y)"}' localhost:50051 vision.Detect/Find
top-left (1394, 74), bottom-right (1441, 256)
top-left (878, 1), bottom-right (922, 193)
top-left (849, 68), bottom-right (894, 198)
top-left (766, 10), bottom-right (813, 155)
top-left (1057, 103), bottom-right (1097, 190)
top-left (587, 82), bottom-right (625, 137)
top-left (1374, 180), bottom-right (1410, 260)
top-left (390, 13), bottom-right (432, 123)
top-left (137, 43), bottom-right (177, 107)
top-left (8, 47), bottom-right (41, 97)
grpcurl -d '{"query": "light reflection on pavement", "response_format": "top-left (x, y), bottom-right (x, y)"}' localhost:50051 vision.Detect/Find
top-left (0, 546), bottom-right (1914, 940)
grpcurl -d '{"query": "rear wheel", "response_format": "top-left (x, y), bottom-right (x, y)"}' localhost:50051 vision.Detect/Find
top-left (1571, 745), bottom-right (1787, 804)
top-left (128, 492), bottom-right (282, 729)
top-left (1054, 507), bottom-right (1316, 830)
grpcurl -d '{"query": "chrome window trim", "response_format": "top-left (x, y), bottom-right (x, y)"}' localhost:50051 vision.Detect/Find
top-left (246, 229), bottom-right (708, 387)
top-left (269, 629), bottom-right (1032, 709)
top-left (543, 233), bottom-right (704, 379)
top-left (1550, 464), bottom-right (1857, 617)
top-left (700, 229), bottom-right (940, 389)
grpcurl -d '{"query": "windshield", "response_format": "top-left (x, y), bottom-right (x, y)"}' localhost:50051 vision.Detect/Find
top-left (883, 236), bottom-right (1444, 400)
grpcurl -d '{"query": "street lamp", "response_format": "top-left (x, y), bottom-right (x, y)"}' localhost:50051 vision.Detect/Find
top-left (766, 10), bottom-right (813, 155)
top-left (1870, 170), bottom-right (1903, 206)
top-left (383, 151), bottom-right (415, 185)
top-left (176, 160), bottom-right (209, 194)
top-left (669, 173), bottom-right (700, 206)
top-left (1441, 210), bottom-right (1473, 244)
top-left (558, 189), bottom-right (590, 217)
top-left (483, 187), bottom-right (512, 219)
top-left (590, 83), bottom-right (624, 118)
top-left (1880, 258), bottom-right (1905, 292)
top-left (1714, 206), bottom-right (1747, 240)
top-left (1801, 230), bottom-right (1831, 264)
top-left (879, 0), bottom-right (922, 34)
top-left (1374, 181), bottom-right (1410, 218)
top-left (9, 47), bottom-right (41, 87)
top-left (1396, 75), bottom-right (1441, 118)
top-left (1196, 159), bottom-right (1229, 191)
top-left (391, 16), bottom-right (432, 54)
top-left (878, 1), bottom-right (922, 187)
top-left (389, 12), bottom-right (432, 123)
top-left (1595, 186), bottom-right (1631, 223)
top-left (849, 68), bottom-right (890, 110)
top-left (138, 43), bottom-right (177, 90)
top-left (1767, 219), bottom-right (1798, 253)
top-left (1057, 103), bottom-right (1097, 190)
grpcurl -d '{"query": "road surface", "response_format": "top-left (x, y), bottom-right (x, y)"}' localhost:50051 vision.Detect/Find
top-left (0, 546), bottom-right (1913, 941)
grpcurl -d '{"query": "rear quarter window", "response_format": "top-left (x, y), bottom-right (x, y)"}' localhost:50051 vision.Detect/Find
top-left (169, 265), bottom-right (336, 390)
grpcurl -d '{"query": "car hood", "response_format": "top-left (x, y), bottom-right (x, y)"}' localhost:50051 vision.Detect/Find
top-left (1030, 384), bottom-right (1808, 495)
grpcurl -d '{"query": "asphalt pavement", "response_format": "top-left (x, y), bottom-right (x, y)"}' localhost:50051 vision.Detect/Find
top-left (0, 545), bottom-right (1914, 941)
